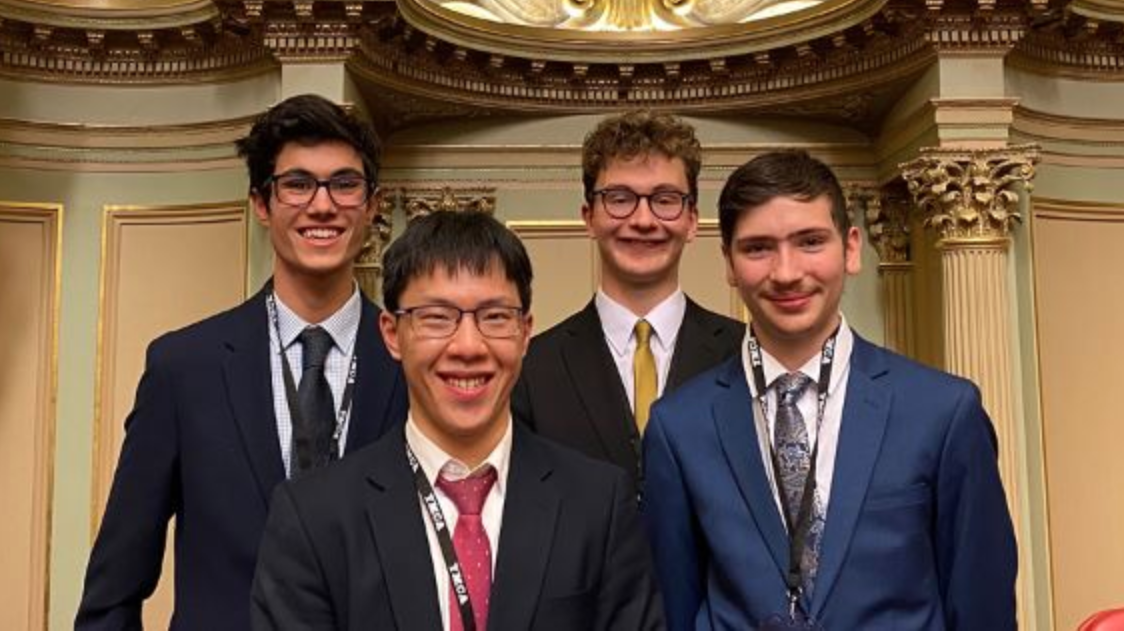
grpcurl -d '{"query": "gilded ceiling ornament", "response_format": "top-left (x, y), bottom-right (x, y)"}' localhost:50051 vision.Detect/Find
top-left (428, 0), bottom-right (823, 31)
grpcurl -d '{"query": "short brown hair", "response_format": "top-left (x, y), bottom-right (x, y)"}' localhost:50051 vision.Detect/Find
top-left (582, 110), bottom-right (702, 202)
top-left (718, 150), bottom-right (850, 248)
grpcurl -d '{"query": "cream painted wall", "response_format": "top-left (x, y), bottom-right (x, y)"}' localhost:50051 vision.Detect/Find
top-left (0, 167), bottom-right (251, 629)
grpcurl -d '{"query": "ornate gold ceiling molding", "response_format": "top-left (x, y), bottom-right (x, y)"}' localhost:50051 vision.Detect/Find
top-left (399, 0), bottom-right (887, 63)
top-left (0, 0), bottom-right (218, 30)
top-left (1069, 0), bottom-right (1124, 23)
top-left (352, 15), bottom-right (933, 117)
top-left (0, 114), bottom-right (255, 148)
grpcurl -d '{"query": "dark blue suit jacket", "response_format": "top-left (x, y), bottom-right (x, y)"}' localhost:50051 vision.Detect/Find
top-left (75, 287), bottom-right (408, 630)
top-left (642, 333), bottom-right (1017, 630)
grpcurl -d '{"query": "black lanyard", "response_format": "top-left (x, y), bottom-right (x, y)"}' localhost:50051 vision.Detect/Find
top-left (747, 324), bottom-right (838, 621)
top-left (265, 284), bottom-right (358, 470)
top-left (406, 442), bottom-right (481, 632)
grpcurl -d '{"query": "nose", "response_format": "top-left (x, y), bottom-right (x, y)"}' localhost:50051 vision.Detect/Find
top-left (770, 244), bottom-right (802, 285)
top-left (628, 195), bottom-right (659, 230)
top-left (306, 183), bottom-right (337, 215)
top-left (446, 313), bottom-right (488, 358)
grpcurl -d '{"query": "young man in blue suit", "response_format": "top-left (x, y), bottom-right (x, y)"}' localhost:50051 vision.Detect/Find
top-left (76, 94), bottom-right (408, 630)
top-left (643, 150), bottom-right (1017, 630)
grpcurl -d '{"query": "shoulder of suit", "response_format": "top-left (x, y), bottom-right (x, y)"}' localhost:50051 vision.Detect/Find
top-left (853, 335), bottom-right (979, 396)
top-left (145, 293), bottom-right (264, 361)
top-left (518, 426), bottom-right (628, 487)
top-left (526, 304), bottom-right (596, 350)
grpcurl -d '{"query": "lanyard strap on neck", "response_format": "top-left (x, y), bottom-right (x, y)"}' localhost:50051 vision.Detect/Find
top-left (266, 282), bottom-right (358, 465)
top-left (406, 443), bottom-right (480, 631)
top-left (747, 324), bottom-right (839, 615)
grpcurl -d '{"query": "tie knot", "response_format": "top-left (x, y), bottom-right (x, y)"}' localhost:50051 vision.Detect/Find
top-left (634, 319), bottom-right (653, 346)
top-left (437, 467), bottom-right (497, 516)
top-left (775, 372), bottom-right (812, 406)
top-left (299, 326), bottom-right (334, 370)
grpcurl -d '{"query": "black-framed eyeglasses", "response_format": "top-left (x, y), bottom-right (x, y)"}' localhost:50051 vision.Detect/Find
top-left (394, 304), bottom-right (526, 339)
top-left (592, 188), bottom-right (693, 221)
top-left (265, 172), bottom-right (373, 208)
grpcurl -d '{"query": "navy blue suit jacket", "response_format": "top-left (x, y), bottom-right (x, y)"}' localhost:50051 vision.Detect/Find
top-left (76, 287), bottom-right (408, 630)
top-left (642, 333), bottom-right (1017, 630)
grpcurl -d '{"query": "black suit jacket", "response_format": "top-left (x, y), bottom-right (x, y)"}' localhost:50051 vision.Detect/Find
top-left (251, 424), bottom-right (664, 630)
top-left (75, 287), bottom-right (409, 630)
top-left (512, 297), bottom-right (743, 488)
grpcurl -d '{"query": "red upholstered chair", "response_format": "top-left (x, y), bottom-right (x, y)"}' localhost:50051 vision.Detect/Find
top-left (1078, 607), bottom-right (1124, 631)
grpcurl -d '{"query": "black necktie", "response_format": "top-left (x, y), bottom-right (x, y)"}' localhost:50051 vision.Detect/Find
top-left (293, 326), bottom-right (336, 477)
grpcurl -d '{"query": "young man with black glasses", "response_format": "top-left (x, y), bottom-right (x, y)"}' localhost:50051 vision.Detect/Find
top-left (75, 94), bottom-right (408, 630)
top-left (512, 111), bottom-right (743, 494)
top-left (251, 210), bottom-right (663, 630)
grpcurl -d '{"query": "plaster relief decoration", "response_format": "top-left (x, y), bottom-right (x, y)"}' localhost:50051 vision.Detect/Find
top-left (402, 186), bottom-right (496, 222)
top-left (901, 145), bottom-right (1040, 243)
top-left (354, 192), bottom-right (395, 298)
top-left (854, 185), bottom-right (911, 264)
top-left (425, 0), bottom-right (826, 31)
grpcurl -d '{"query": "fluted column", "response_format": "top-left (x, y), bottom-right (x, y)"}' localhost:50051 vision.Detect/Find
top-left (901, 145), bottom-right (1038, 624)
top-left (855, 186), bottom-right (915, 358)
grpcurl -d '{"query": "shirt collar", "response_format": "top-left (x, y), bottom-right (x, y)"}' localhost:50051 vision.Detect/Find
top-left (273, 284), bottom-right (362, 354)
top-left (405, 414), bottom-right (513, 496)
top-left (746, 314), bottom-right (854, 398)
top-left (595, 288), bottom-right (686, 357)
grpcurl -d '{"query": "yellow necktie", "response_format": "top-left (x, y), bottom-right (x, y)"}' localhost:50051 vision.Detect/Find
top-left (633, 319), bottom-right (657, 434)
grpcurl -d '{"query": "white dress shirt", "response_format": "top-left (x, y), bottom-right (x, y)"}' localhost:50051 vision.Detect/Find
top-left (742, 315), bottom-right (854, 524)
top-left (406, 416), bottom-right (513, 631)
top-left (268, 286), bottom-right (362, 477)
top-left (596, 288), bottom-right (687, 411)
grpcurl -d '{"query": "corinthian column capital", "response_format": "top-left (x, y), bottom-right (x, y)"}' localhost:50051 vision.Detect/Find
top-left (853, 185), bottom-right (912, 265)
top-left (900, 145), bottom-right (1039, 244)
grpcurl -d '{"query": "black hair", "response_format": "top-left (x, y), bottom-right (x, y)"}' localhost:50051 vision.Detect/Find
top-left (235, 93), bottom-right (381, 197)
top-left (381, 211), bottom-right (533, 313)
top-left (718, 150), bottom-right (850, 247)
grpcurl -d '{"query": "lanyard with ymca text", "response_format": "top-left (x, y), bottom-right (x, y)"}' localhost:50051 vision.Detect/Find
top-left (265, 283), bottom-right (358, 469)
top-left (747, 324), bottom-right (838, 625)
top-left (406, 442), bottom-right (481, 631)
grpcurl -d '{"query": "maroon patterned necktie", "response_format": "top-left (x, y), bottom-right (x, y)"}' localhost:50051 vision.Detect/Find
top-left (437, 467), bottom-right (498, 631)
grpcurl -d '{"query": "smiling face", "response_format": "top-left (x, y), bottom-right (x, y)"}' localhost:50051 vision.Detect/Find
top-left (582, 153), bottom-right (698, 305)
top-left (724, 193), bottom-right (861, 367)
top-left (251, 139), bottom-right (376, 295)
top-left (379, 263), bottom-right (532, 465)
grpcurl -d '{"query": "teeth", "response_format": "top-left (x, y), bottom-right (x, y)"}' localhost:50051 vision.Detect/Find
top-left (447, 377), bottom-right (486, 389)
top-left (302, 227), bottom-right (341, 239)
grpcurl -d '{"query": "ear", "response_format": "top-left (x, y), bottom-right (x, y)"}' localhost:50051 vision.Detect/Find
top-left (251, 190), bottom-right (271, 226)
top-left (722, 244), bottom-right (737, 287)
top-left (379, 310), bottom-right (403, 361)
top-left (581, 202), bottom-right (595, 237)
top-left (519, 312), bottom-right (534, 357)
top-left (844, 226), bottom-right (862, 276)
top-left (685, 204), bottom-right (699, 242)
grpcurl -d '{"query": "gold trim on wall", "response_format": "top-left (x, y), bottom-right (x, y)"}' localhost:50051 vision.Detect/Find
top-left (0, 200), bottom-right (63, 630)
top-left (91, 201), bottom-right (249, 540)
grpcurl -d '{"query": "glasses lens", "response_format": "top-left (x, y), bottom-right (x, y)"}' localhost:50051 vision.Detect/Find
top-left (650, 191), bottom-right (687, 220)
top-left (411, 306), bottom-right (458, 338)
top-left (476, 307), bottom-right (522, 338)
top-left (601, 189), bottom-right (639, 218)
top-left (328, 176), bottom-right (369, 207)
top-left (274, 175), bottom-right (318, 206)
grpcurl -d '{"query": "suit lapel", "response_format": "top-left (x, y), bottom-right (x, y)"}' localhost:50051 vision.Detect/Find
top-left (810, 336), bottom-right (891, 618)
top-left (559, 302), bottom-right (637, 469)
top-left (711, 359), bottom-right (791, 579)
top-left (364, 429), bottom-right (444, 630)
top-left (345, 297), bottom-right (402, 453)
top-left (667, 299), bottom-right (743, 390)
top-left (489, 426), bottom-right (560, 630)
top-left (223, 289), bottom-right (286, 506)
